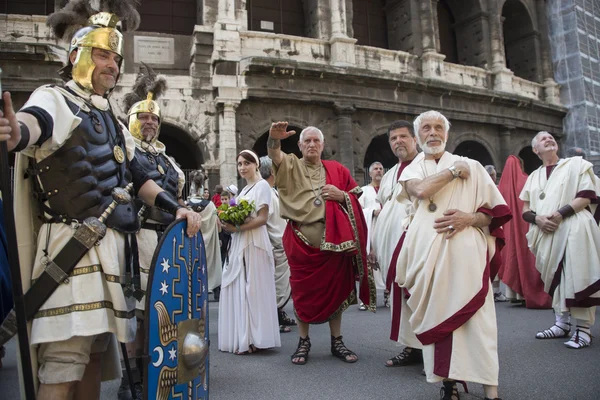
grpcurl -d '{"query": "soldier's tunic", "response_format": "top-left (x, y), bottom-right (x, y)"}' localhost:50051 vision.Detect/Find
top-left (15, 81), bottom-right (141, 382)
top-left (133, 139), bottom-right (184, 314)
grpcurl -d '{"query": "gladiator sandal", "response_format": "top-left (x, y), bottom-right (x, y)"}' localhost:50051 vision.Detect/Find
top-left (330, 335), bottom-right (358, 363)
top-left (278, 309), bottom-right (297, 326)
top-left (535, 323), bottom-right (571, 339)
top-left (439, 380), bottom-right (468, 400)
top-left (291, 336), bottom-right (311, 365)
top-left (385, 347), bottom-right (422, 367)
top-left (564, 326), bottom-right (593, 349)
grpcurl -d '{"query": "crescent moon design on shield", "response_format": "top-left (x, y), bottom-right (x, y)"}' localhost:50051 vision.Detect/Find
top-left (152, 346), bottom-right (164, 367)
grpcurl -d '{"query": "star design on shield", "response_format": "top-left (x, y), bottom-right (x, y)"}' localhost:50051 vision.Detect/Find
top-left (161, 258), bottom-right (171, 274)
top-left (160, 280), bottom-right (169, 296)
top-left (168, 346), bottom-right (177, 361)
top-left (202, 265), bottom-right (206, 275)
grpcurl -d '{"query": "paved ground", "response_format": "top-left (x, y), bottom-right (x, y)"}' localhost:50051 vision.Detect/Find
top-left (1, 293), bottom-right (599, 399)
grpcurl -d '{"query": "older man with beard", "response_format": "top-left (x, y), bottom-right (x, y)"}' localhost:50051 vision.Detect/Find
top-left (358, 161), bottom-right (385, 310)
top-left (521, 131), bottom-right (600, 348)
top-left (396, 111), bottom-right (511, 400)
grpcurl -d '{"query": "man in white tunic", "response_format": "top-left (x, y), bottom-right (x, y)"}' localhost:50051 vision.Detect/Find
top-left (0, 6), bottom-right (201, 399)
top-left (358, 161), bottom-right (385, 309)
top-left (396, 111), bottom-right (511, 400)
top-left (369, 120), bottom-right (422, 367)
top-left (520, 131), bottom-right (600, 349)
top-left (259, 156), bottom-right (295, 332)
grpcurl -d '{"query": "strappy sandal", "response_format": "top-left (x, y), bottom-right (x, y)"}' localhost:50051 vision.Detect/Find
top-left (235, 345), bottom-right (258, 355)
top-left (358, 303), bottom-right (367, 311)
top-left (440, 380), bottom-right (468, 400)
top-left (331, 335), bottom-right (358, 363)
top-left (280, 325), bottom-right (291, 333)
top-left (385, 347), bottom-right (422, 367)
top-left (291, 336), bottom-right (311, 365)
top-left (564, 326), bottom-right (593, 349)
top-left (278, 309), bottom-right (297, 326)
top-left (535, 323), bottom-right (571, 339)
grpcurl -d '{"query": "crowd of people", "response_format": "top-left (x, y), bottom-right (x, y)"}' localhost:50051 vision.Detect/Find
top-left (0, 3), bottom-right (599, 400)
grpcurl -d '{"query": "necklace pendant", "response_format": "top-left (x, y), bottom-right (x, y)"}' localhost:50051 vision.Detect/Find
top-left (428, 202), bottom-right (437, 213)
top-left (314, 198), bottom-right (323, 207)
top-left (113, 145), bottom-right (125, 164)
top-left (539, 192), bottom-right (546, 200)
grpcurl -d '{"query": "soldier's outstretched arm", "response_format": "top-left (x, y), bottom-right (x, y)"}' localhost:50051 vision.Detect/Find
top-left (0, 92), bottom-right (43, 152)
top-left (267, 121), bottom-right (296, 167)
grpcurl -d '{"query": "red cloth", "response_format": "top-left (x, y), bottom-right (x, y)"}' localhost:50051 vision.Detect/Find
top-left (211, 193), bottom-right (222, 207)
top-left (282, 160), bottom-right (372, 323)
top-left (497, 155), bottom-right (551, 309)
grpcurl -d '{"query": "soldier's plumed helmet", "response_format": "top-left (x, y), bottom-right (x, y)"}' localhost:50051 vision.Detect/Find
top-left (123, 64), bottom-right (167, 142)
top-left (47, 0), bottom-right (140, 94)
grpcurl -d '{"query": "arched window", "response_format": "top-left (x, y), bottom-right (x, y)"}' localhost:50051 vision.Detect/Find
top-left (247, 0), bottom-right (306, 37)
top-left (352, 0), bottom-right (388, 49)
top-left (518, 146), bottom-right (542, 174)
top-left (453, 140), bottom-right (494, 166)
top-left (437, 0), bottom-right (459, 64)
top-left (253, 127), bottom-right (303, 159)
top-left (502, 0), bottom-right (539, 82)
top-left (0, 0), bottom-right (54, 15)
top-left (137, 0), bottom-right (197, 35)
top-left (363, 134), bottom-right (397, 170)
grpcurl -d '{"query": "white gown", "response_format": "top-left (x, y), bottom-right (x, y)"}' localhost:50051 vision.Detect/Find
top-left (218, 179), bottom-right (281, 353)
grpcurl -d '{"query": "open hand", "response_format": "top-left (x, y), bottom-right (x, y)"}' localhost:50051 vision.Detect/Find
top-left (176, 208), bottom-right (202, 237)
top-left (269, 121), bottom-right (297, 140)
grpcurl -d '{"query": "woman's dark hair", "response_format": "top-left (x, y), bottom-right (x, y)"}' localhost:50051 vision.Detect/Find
top-left (237, 150), bottom-right (258, 165)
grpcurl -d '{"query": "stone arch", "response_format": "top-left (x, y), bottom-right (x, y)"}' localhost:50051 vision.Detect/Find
top-left (252, 125), bottom-right (304, 159)
top-left (352, 0), bottom-right (388, 48)
top-left (246, 0), bottom-right (306, 37)
top-left (452, 139), bottom-right (496, 168)
top-left (502, 0), bottom-right (540, 82)
top-left (518, 146), bottom-right (542, 174)
top-left (159, 121), bottom-right (204, 169)
top-left (363, 131), bottom-right (396, 170)
top-left (441, 0), bottom-right (487, 68)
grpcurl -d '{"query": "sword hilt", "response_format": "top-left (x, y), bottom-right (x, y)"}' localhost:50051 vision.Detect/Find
top-left (98, 183), bottom-right (134, 224)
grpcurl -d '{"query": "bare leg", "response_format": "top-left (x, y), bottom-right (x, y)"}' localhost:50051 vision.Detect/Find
top-left (74, 352), bottom-right (103, 400)
top-left (483, 384), bottom-right (499, 399)
top-left (328, 314), bottom-right (342, 337)
top-left (297, 320), bottom-right (310, 338)
top-left (37, 382), bottom-right (77, 400)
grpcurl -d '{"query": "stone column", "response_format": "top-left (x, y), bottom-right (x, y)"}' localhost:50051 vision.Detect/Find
top-left (330, 0), bottom-right (357, 66)
top-left (218, 0), bottom-right (235, 23)
top-left (218, 102), bottom-right (239, 186)
top-left (499, 126), bottom-right (514, 170)
top-left (536, 0), bottom-right (560, 105)
top-left (420, 0), bottom-right (445, 80)
top-left (489, 3), bottom-right (514, 92)
top-left (334, 103), bottom-right (356, 174)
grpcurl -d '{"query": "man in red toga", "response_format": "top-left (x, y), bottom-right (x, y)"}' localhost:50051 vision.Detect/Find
top-left (267, 121), bottom-right (376, 365)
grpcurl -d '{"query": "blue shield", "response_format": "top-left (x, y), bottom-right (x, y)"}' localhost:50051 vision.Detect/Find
top-left (144, 219), bottom-right (209, 400)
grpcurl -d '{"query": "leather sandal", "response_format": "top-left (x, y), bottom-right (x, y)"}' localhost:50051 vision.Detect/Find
top-left (535, 323), bottom-right (571, 339)
top-left (331, 335), bottom-right (358, 363)
top-left (278, 309), bottom-right (297, 326)
top-left (385, 347), bottom-right (422, 367)
top-left (440, 380), bottom-right (468, 400)
top-left (291, 336), bottom-right (311, 365)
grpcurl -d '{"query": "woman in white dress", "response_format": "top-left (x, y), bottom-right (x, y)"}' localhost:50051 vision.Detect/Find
top-left (218, 150), bottom-right (281, 354)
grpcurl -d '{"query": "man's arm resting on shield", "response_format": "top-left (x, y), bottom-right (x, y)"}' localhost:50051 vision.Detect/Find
top-left (267, 121), bottom-right (296, 167)
top-left (405, 160), bottom-right (470, 201)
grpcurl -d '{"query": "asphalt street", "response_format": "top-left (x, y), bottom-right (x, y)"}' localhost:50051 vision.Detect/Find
top-left (1, 293), bottom-right (599, 399)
